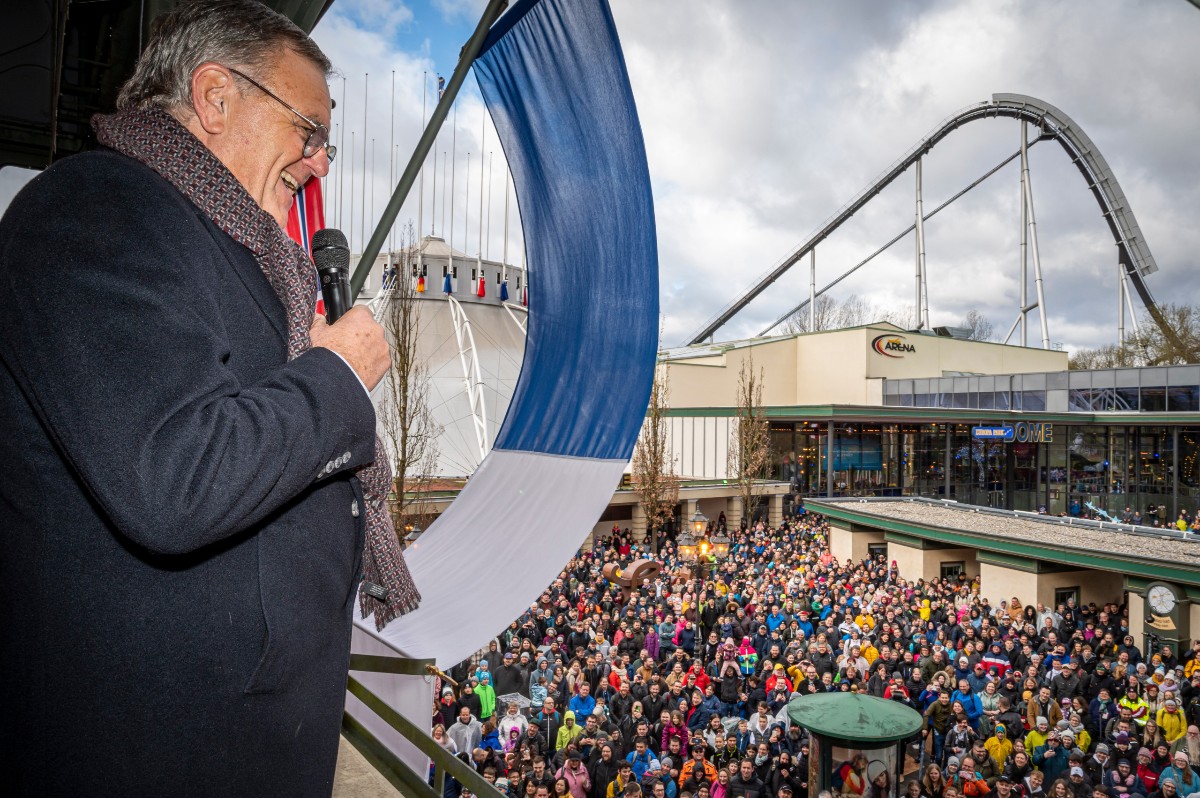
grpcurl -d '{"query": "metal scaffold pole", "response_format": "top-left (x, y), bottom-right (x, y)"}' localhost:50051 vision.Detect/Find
top-left (1020, 124), bottom-right (1051, 349)
top-left (1020, 122), bottom-right (1029, 347)
top-left (915, 157), bottom-right (928, 329)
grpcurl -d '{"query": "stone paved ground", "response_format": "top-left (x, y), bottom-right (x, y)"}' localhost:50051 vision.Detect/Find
top-left (333, 735), bottom-right (402, 798)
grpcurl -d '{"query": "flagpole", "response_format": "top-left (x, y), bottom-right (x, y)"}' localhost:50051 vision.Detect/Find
top-left (416, 70), bottom-right (426, 276)
top-left (370, 137), bottom-right (375, 254)
top-left (360, 73), bottom-right (368, 262)
top-left (338, 76), bottom-right (347, 230)
top-left (441, 150), bottom-right (447, 241)
top-left (502, 166), bottom-right (510, 283)
top-left (464, 150), bottom-right (471, 272)
top-left (477, 111), bottom-right (485, 285)
top-left (485, 151), bottom-right (493, 261)
top-left (449, 102), bottom-right (457, 289)
top-left (388, 70), bottom-right (396, 265)
top-left (348, 130), bottom-right (356, 253)
top-left (350, 0), bottom-right (508, 299)
top-left (430, 148), bottom-right (438, 238)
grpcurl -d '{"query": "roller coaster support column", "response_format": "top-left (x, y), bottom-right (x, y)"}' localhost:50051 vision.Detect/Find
top-left (809, 249), bottom-right (816, 331)
top-left (1020, 122), bottom-right (1051, 349)
top-left (1020, 124), bottom-right (1029, 347)
top-left (915, 158), bottom-right (929, 329)
top-left (1118, 261), bottom-right (1125, 353)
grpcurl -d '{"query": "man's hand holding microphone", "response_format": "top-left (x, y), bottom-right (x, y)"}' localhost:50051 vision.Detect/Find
top-left (308, 228), bottom-right (390, 391)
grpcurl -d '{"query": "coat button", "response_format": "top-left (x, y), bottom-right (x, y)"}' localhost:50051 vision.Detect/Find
top-left (351, 500), bottom-right (360, 518)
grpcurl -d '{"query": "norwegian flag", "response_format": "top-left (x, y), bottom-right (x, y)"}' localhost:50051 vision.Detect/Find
top-left (285, 178), bottom-right (327, 313)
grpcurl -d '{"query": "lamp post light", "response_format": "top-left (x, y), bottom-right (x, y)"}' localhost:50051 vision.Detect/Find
top-left (710, 530), bottom-right (730, 560)
top-left (677, 529), bottom-right (698, 563)
top-left (403, 524), bottom-right (424, 550)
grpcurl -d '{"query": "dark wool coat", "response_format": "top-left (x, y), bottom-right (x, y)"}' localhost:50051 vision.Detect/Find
top-left (0, 150), bottom-right (376, 795)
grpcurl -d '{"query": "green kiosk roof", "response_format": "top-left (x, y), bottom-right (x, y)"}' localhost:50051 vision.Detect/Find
top-left (787, 693), bottom-right (923, 746)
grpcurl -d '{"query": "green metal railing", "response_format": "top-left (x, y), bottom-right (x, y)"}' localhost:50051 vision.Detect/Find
top-left (344, 655), bottom-right (501, 797)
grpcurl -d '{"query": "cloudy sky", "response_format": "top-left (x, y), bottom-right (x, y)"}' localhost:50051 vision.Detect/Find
top-left (4, 0), bottom-right (1196, 353)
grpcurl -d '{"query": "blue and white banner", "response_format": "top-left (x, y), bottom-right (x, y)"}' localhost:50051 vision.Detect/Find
top-left (358, 0), bottom-right (658, 670)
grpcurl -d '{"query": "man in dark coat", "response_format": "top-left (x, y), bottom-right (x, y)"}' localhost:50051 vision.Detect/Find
top-left (0, 2), bottom-right (396, 794)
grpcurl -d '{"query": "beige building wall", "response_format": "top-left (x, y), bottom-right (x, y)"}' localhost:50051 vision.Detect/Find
top-left (663, 324), bottom-right (1069, 413)
top-left (1129, 599), bottom-right (1146, 651)
top-left (861, 328), bottom-right (1066, 381)
top-left (923, 547), bottom-right (980, 579)
top-left (980, 565), bottom-right (1123, 612)
top-left (889, 541), bottom-right (927, 582)
top-left (829, 523), bottom-right (853, 564)
top-left (979, 563), bottom-right (1041, 607)
top-left (793, 330), bottom-right (871, 405)
top-left (827, 522), bottom-right (885, 564)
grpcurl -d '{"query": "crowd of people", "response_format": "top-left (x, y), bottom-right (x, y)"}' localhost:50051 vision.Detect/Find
top-left (429, 511), bottom-right (1200, 798)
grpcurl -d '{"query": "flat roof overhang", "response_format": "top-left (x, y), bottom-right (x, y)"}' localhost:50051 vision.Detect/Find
top-left (808, 497), bottom-right (1200, 592)
top-left (663, 404), bottom-right (1200, 426)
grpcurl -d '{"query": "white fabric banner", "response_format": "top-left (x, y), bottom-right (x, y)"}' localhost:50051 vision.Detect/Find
top-left (359, 449), bottom-right (626, 668)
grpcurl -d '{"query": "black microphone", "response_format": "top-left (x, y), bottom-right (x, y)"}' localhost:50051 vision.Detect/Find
top-left (312, 228), bottom-right (351, 323)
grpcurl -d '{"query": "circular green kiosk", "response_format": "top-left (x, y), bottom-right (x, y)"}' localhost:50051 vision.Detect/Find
top-left (787, 692), bottom-right (922, 798)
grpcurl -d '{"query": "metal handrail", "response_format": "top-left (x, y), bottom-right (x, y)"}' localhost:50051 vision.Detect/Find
top-left (346, 675), bottom-right (503, 798)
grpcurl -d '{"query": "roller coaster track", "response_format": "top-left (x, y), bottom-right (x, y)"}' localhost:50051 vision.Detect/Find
top-left (687, 93), bottom-right (1177, 351)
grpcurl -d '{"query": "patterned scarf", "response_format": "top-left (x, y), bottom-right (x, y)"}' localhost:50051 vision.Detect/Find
top-left (94, 107), bottom-right (420, 628)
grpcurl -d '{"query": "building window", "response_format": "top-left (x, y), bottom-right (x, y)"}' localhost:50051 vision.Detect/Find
top-left (868, 543), bottom-right (888, 562)
top-left (940, 561), bottom-right (965, 579)
top-left (1054, 587), bottom-right (1079, 607)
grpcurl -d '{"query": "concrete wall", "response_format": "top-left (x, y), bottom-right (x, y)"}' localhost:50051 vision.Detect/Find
top-left (828, 522), bottom-right (885, 565)
top-left (793, 330), bottom-right (871, 405)
top-left (1129, 599), bottom-right (1146, 651)
top-left (976, 563), bottom-right (1124, 610)
top-left (662, 325), bottom-right (1068, 416)
top-left (861, 327), bottom-right (1067, 380)
top-left (890, 541), bottom-right (927, 583)
top-left (979, 562), bottom-right (1041, 607)
top-left (829, 523), bottom-right (853, 564)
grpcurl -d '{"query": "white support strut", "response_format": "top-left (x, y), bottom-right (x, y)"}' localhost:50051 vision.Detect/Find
top-left (445, 294), bottom-right (490, 462)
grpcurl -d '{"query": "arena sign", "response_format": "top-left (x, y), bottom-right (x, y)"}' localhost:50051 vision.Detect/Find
top-left (871, 334), bottom-right (916, 358)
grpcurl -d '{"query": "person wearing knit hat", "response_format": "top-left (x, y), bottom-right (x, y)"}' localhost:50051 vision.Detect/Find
top-left (1159, 697), bottom-right (1187, 744)
top-left (985, 723), bottom-right (1013, 772)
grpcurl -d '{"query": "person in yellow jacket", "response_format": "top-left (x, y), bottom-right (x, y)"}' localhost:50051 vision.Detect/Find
top-left (1159, 698), bottom-right (1188, 744)
top-left (861, 639), bottom-right (880, 666)
top-left (1119, 690), bottom-right (1151, 727)
top-left (984, 724), bottom-right (1014, 772)
top-left (557, 710), bottom-right (584, 751)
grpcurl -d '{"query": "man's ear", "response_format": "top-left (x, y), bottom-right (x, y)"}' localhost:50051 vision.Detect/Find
top-left (190, 63), bottom-right (234, 134)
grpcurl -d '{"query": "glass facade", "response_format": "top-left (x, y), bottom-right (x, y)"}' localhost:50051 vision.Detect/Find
top-left (769, 420), bottom-right (1200, 523)
top-left (884, 365), bottom-right (1200, 414)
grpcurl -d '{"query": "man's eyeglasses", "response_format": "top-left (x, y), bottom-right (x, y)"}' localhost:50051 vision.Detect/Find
top-left (227, 66), bottom-right (336, 163)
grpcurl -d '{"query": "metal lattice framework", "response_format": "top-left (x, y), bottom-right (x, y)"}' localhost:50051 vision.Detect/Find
top-left (688, 93), bottom-right (1169, 348)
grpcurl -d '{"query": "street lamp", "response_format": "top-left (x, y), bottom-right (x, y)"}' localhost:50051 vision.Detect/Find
top-left (710, 529), bottom-right (730, 560)
top-left (403, 524), bottom-right (424, 549)
top-left (691, 510), bottom-right (709, 536)
top-left (677, 529), bottom-right (698, 562)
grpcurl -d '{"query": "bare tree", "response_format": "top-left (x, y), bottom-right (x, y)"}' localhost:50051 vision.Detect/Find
top-left (784, 294), bottom-right (839, 334)
top-left (961, 309), bottom-right (995, 342)
top-left (378, 224), bottom-right (442, 533)
top-left (631, 366), bottom-right (679, 552)
top-left (727, 354), bottom-right (771, 528)
top-left (1069, 302), bottom-right (1200, 369)
top-left (785, 293), bottom-right (917, 333)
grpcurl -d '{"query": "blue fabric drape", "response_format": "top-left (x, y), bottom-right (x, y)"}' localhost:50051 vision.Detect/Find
top-left (474, 0), bottom-right (658, 461)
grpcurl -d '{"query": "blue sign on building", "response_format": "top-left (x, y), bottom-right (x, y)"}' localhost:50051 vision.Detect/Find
top-left (972, 425), bottom-right (1015, 441)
